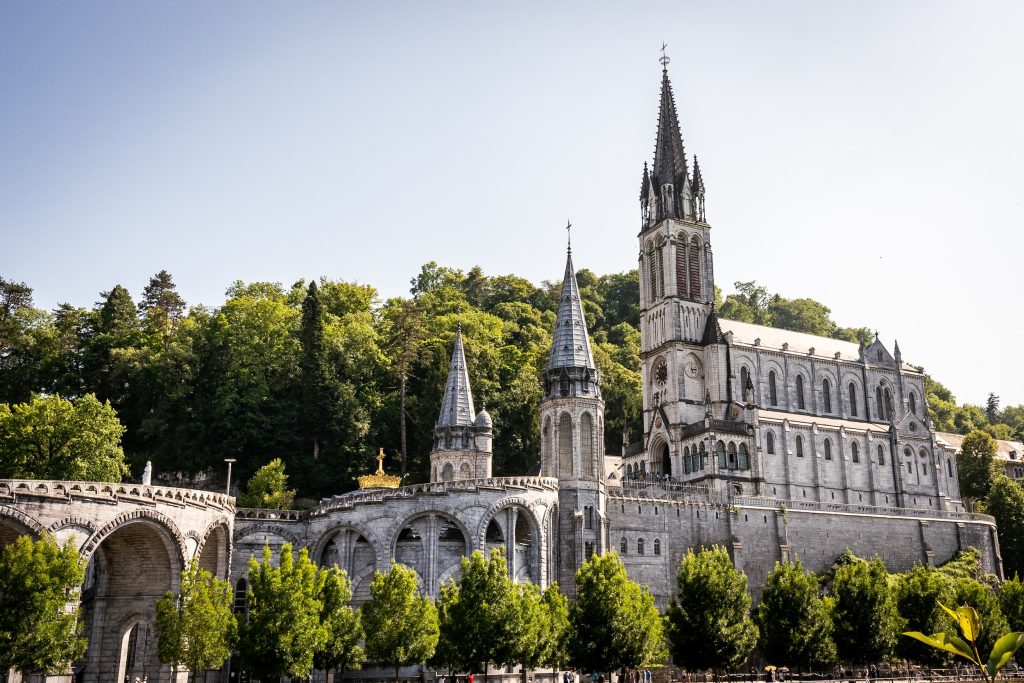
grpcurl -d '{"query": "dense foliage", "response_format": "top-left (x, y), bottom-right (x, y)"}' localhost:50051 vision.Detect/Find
top-left (1, 270), bottom-right (1020, 499)
top-left (361, 562), bottom-right (439, 680)
top-left (756, 559), bottom-right (836, 669)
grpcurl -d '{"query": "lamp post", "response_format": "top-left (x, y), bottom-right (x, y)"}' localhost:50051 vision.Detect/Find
top-left (224, 458), bottom-right (236, 497)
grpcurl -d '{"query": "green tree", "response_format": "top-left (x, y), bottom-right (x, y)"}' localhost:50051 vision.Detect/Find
top-left (540, 583), bottom-right (570, 670)
top-left (894, 566), bottom-right (956, 665)
top-left (1001, 576), bottom-right (1024, 632)
top-left (436, 548), bottom-right (522, 679)
top-left (299, 280), bottom-right (335, 462)
top-left (238, 458), bottom-right (296, 509)
top-left (0, 393), bottom-right (128, 481)
top-left (315, 565), bottom-right (365, 677)
top-left (831, 557), bottom-right (903, 664)
top-left (954, 578), bottom-right (1008, 657)
top-left (569, 552), bottom-right (666, 675)
top-left (362, 562), bottom-right (439, 682)
top-left (237, 544), bottom-right (327, 681)
top-left (959, 430), bottom-right (999, 503)
top-left (756, 559), bottom-right (835, 669)
top-left (0, 534), bottom-right (88, 676)
top-left (667, 546), bottom-right (758, 673)
top-left (380, 297), bottom-right (427, 475)
top-left (155, 560), bottom-right (236, 681)
top-left (987, 477), bottom-right (1024, 579)
top-left (139, 270), bottom-right (186, 340)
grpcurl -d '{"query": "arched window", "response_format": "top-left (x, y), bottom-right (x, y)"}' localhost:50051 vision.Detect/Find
top-left (876, 387), bottom-right (884, 420)
top-left (852, 441), bottom-right (860, 463)
top-left (638, 538), bottom-right (645, 555)
top-left (823, 379), bottom-right (832, 413)
top-left (654, 539), bottom-right (661, 555)
top-left (738, 443), bottom-right (750, 470)
top-left (766, 431), bottom-right (775, 455)
top-left (621, 537), bottom-right (628, 554)
top-left (824, 438), bottom-right (832, 461)
top-left (688, 236), bottom-right (702, 300)
top-left (683, 446), bottom-right (691, 474)
top-left (558, 413), bottom-right (573, 477)
top-left (698, 442), bottom-right (707, 469)
top-left (442, 463), bottom-right (454, 481)
top-left (234, 578), bottom-right (248, 615)
top-left (849, 382), bottom-right (858, 417)
top-left (885, 389), bottom-right (893, 419)
top-left (542, 417), bottom-right (552, 474)
top-left (740, 366), bottom-right (751, 401)
top-left (675, 238), bottom-right (689, 298)
top-left (581, 412), bottom-right (595, 478)
top-left (796, 435), bottom-right (804, 458)
top-left (947, 459), bottom-right (954, 478)
top-left (769, 371), bottom-right (778, 406)
top-left (646, 245), bottom-right (659, 301)
top-left (727, 442), bottom-right (737, 469)
top-left (716, 441), bottom-right (727, 468)
top-left (656, 243), bottom-right (665, 300)
top-left (909, 392), bottom-right (918, 416)
top-left (459, 462), bottom-right (471, 479)
top-left (796, 375), bottom-right (806, 410)
top-left (878, 444), bottom-right (885, 466)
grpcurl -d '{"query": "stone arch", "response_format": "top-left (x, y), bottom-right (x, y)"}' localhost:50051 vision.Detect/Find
top-left (81, 508), bottom-right (188, 562)
top-left (112, 612), bottom-right (157, 683)
top-left (459, 462), bottom-right (471, 479)
top-left (392, 510), bottom-right (473, 598)
top-left (313, 523), bottom-right (380, 604)
top-left (477, 498), bottom-right (544, 584)
top-left (0, 505), bottom-right (45, 548)
top-left (441, 462), bottom-right (455, 481)
top-left (196, 519), bottom-right (232, 578)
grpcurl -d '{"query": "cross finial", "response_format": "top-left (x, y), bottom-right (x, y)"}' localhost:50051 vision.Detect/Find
top-left (659, 42), bottom-right (670, 69)
top-left (376, 447), bottom-right (386, 475)
top-left (566, 219), bottom-right (572, 253)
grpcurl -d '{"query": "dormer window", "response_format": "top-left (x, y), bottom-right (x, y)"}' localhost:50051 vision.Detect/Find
top-left (1011, 451), bottom-right (1018, 460)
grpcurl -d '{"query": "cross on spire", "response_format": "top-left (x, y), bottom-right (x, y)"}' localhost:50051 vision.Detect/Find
top-left (659, 42), bottom-right (670, 69)
top-left (566, 219), bottom-right (572, 253)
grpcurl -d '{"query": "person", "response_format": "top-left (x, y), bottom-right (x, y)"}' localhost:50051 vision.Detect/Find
top-left (468, 674), bottom-right (474, 683)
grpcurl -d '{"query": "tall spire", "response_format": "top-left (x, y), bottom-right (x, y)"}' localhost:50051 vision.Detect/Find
top-left (436, 324), bottom-right (475, 427)
top-left (547, 247), bottom-right (595, 371)
top-left (651, 60), bottom-right (688, 191)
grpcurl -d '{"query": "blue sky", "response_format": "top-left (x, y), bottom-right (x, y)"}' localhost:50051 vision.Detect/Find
top-left (2, 1), bottom-right (1022, 408)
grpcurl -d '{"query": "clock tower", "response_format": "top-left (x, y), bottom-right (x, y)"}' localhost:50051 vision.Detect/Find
top-left (637, 55), bottom-right (732, 479)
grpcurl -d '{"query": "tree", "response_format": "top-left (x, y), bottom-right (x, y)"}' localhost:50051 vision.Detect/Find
top-left (299, 280), bottom-right (334, 462)
top-left (831, 557), bottom-right (903, 664)
top-left (362, 562), bottom-right (439, 682)
top-left (894, 566), bottom-right (956, 665)
top-left (381, 297), bottom-right (427, 475)
top-left (667, 546), bottom-right (758, 673)
top-left (237, 544), bottom-right (327, 681)
top-left (569, 552), bottom-right (666, 675)
top-left (315, 566), bottom-right (365, 677)
top-left (959, 430), bottom-right (999, 502)
top-left (0, 393), bottom-right (128, 481)
top-left (756, 559), bottom-right (835, 669)
top-left (435, 548), bottom-right (521, 679)
top-left (539, 583), bottom-right (570, 670)
top-left (0, 534), bottom-right (88, 676)
top-left (156, 560), bottom-right (236, 681)
top-left (987, 477), bottom-right (1024, 579)
top-left (1001, 576), bottom-right (1024, 632)
top-left (139, 270), bottom-right (186, 339)
top-left (237, 458), bottom-right (296, 509)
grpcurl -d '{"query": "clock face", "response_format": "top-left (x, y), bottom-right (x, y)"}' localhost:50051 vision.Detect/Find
top-left (685, 361), bottom-right (700, 378)
top-left (654, 360), bottom-right (668, 386)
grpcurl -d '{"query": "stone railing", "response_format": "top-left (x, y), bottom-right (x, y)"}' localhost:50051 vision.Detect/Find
top-left (0, 479), bottom-right (235, 511)
top-left (616, 479), bottom-right (712, 498)
top-left (234, 476), bottom-right (560, 522)
top-left (734, 495), bottom-right (996, 524)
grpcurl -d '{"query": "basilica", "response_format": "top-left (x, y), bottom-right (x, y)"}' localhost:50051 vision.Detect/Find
top-left (0, 59), bottom-right (1002, 683)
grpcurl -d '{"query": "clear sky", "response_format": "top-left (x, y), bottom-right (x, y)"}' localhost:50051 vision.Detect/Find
top-left (2, 1), bottom-right (1022, 408)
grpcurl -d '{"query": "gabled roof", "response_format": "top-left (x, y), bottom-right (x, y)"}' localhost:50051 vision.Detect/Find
top-left (547, 249), bottom-right (595, 371)
top-left (436, 325), bottom-right (475, 428)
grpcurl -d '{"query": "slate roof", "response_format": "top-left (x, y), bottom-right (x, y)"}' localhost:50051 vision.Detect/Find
top-left (758, 409), bottom-right (892, 433)
top-left (547, 249), bottom-right (595, 371)
top-left (436, 326), bottom-right (475, 427)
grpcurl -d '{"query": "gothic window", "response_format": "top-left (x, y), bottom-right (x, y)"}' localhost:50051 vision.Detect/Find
top-left (585, 542), bottom-right (595, 559)
top-left (823, 379), bottom-right (832, 413)
top-left (796, 435), bottom-right (804, 458)
top-left (584, 506), bottom-right (593, 530)
top-left (638, 538), bottom-right (645, 555)
top-left (909, 392), bottom-right (918, 416)
top-left (459, 462), bottom-right (471, 479)
top-left (646, 246), bottom-right (658, 301)
top-left (907, 462), bottom-right (913, 474)
top-left (766, 431), bottom-right (775, 455)
top-left (740, 366), bottom-right (751, 401)
top-left (654, 539), bottom-right (661, 555)
top-left (683, 446), bottom-right (691, 474)
top-left (824, 438), bottom-right (832, 461)
top-left (699, 442), bottom-right (707, 469)
top-left (878, 444), bottom-right (885, 466)
top-left (442, 463), bottom-right (454, 481)
top-left (876, 387), bottom-right (885, 420)
top-left (769, 371), bottom-right (778, 406)
top-left (581, 413), bottom-right (595, 478)
top-left (923, 464), bottom-right (928, 475)
top-left (558, 413), bottom-right (573, 477)
top-left (852, 441), bottom-right (860, 463)
top-left (542, 417), bottom-right (551, 474)
top-left (727, 442), bottom-right (737, 469)
top-left (656, 243), bottom-right (666, 299)
top-left (738, 443), bottom-right (750, 470)
top-left (877, 349), bottom-right (883, 362)
top-left (676, 239), bottom-right (688, 298)
top-left (621, 537), bottom-right (628, 554)
top-left (688, 236), bottom-right (702, 300)
top-left (947, 459), bottom-right (954, 478)
top-left (716, 440), bottom-right (727, 468)
top-left (849, 382), bottom-right (858, 417)
top-left (796, 375), bottom-right (806, 410)
top-left (885, 389), bottom-right (893, 419)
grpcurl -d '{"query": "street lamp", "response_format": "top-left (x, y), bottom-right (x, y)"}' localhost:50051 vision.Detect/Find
top-left (224, 458), bottom-right (236, 497)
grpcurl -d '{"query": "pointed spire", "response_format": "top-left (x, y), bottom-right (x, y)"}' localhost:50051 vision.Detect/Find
top-left (692, 155), bottom-right (705, 195)
top-left (436, 323), bottom-right (475, 427)
top-left (547, 247), bottom-right (595, 371)
top-left (894, 339), bottom-right (902, 363)
top-left (701, 304), bottom-right (724, 346)
top-left (640, 161), bottom-right (650, 201)
top-left (651, 61), bottom-right (688, 192)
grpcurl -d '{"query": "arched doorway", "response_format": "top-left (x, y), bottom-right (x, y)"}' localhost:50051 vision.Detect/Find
top-left (79, 519), bottom-right (184, 683)
top-left (658, 442), bottom-right (671, 478)
top-left (318, 528), bottom-right (378, 605)
top-left (482, 505), bottom-right (541, 584)
top-left (392, 513), bottom-right (470, 598)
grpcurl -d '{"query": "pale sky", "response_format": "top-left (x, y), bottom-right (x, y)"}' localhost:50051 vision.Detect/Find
top-left (2, 1), bottom-right (1022, 408)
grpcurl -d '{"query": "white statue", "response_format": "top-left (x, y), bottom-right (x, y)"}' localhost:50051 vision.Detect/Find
top-left (141, 461), bottom-right (152, 486)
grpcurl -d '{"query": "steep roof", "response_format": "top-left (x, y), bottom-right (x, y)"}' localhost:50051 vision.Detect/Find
top-left (436, 325), bottom-right (475, 427)
top-left (651, 65), bottom-right (688, 187)
top-left (547, 249), bottom-right (595, 371)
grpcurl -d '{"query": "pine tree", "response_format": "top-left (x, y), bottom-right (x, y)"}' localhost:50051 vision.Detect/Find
top-left (299, 280), bottom-right (334, 462)
top-left (139, 270), bottom-right (186, 339)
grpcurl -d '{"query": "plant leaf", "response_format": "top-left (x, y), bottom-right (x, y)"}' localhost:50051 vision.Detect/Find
top-left (903, 631), bottom-right (977, 663)
top-left (957, 606), bottom-right (981, 644)
top-left (986, 632), bottom-right (1024, 679)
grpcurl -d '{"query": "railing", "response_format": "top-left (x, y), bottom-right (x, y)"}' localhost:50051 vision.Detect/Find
top-left (234, 476), bottom-right (560, 521)
top-left (681, 418), bottom-right (752, 439)
top-left (0, 479), bottom-right (234, 511)
top-left (618, 479), bottom-right (712, 498)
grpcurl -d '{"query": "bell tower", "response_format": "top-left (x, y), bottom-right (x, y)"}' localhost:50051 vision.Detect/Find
top-left (638, 53), bottom-right (727, 470)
